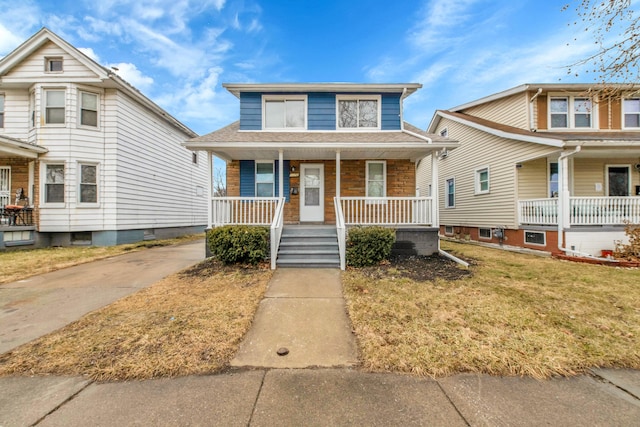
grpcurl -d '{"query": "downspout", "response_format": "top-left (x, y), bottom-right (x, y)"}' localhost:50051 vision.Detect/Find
top-left (529, 88), bottom-right (543, 131)
top-left (399, 87), bottom-right (408, 132)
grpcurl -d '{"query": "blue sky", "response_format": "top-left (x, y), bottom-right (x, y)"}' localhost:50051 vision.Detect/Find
top-left (0, 0), bottom-right (627, 136)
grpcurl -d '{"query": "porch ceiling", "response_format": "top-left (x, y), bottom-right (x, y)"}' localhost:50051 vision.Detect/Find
top-left (0, 136), bottom-right (48, 159)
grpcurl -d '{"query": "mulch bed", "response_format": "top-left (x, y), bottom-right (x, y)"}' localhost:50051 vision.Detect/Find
top-left (353, 253), bottom-right (474, 282)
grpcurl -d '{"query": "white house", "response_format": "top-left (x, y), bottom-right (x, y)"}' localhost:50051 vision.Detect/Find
top-left (0, 28), bottom-right (208, 249)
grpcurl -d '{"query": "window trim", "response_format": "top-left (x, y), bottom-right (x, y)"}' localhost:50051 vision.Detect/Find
top-left (0, 93), bottom-right (4, 128)
top-left (45, 57), bottom-right (64, 73)
top-left (255, 160), bottom-right (275, 197)
top-left (548, 94), bottom-right (595, 129)
top-left (479, 228), bottom-right (492, 240)
top-left (474, 166), bottom-right (490, 195)
top-left (445, 177), bottom-right (455, 208)
top-left (77, 162), bottom-right (99, 207)
top-left (524, 230), bottom-right (546, 246)
top-left (44, 88), bottom-right (66, 126)
top-left (41, 162), bottom-right (66, 207)
top-left (365, 160), bottom-right (387, 199)
top-left (336, 95), bottom-right (382, 130)
top-left (622, 97), bottom-right (640, 129)
top-left (78, 90), bottom-right (99, 128)
top-left (262, 95), bottom-right (307, 130)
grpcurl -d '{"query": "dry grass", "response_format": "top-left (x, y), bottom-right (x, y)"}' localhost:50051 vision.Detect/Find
top-left (0, 259), bottom-right (271, 381)
top-left (0, 234), bottom-right (203, 285)
top-left (343, 241), bottom-right (640, 379)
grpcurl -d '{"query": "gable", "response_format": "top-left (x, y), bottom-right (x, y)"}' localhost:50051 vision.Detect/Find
top-left (3, 41), bottom-right (101, 80)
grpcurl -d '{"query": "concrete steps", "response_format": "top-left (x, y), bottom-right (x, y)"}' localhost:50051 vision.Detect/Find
top-left (276, 226), bottom-right (340, 268)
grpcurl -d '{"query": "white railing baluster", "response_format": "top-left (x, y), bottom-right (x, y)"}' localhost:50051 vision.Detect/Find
top-left (519, 197), bottom-right (640, 226)
top-left (335, 197), bottom-right (433, 226)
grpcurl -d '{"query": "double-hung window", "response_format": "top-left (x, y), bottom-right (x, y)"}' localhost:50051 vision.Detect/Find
top-left (445, 178), bottom-right (455, 208)
top-left (263, 96), bottom-right (306, 129)
top-left (0, 94), bottom-right (4, 128)
top-left (549, 96), bottom-right (593, 128)
top-left (366, 161), bottom-right (386, 197)
top-left (337, 96), bottom-right (380, 129)
top-left (255, 162), bottom-right (274, 197)
top-left (45, 90), bottom-right (65, 124)
top-left (80, 92), bottom-right (98, 127)
top-left (475, 166), bottom-right (490, 194)
top-left (45, 164), bottom-right (65, 203)
top-left (79, 163), bottom-right (98, 204)
top-left (623, 98), bottom-right (640, 128)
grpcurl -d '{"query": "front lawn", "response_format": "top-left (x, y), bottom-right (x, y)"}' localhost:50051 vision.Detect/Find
top-left (343, 241), bottom-right (640, 379)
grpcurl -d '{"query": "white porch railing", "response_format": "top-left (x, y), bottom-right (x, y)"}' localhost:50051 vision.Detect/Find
top-left (338, 197), bottom-right (433, 225)
top-left (334, 197), bottom-right (346, 270)
top-left (211, 197), bottom-right (282, 226)
top-left (570, 197), bottom-right (640, 225)
top-left (519, 197), bottom-right (640, 226)
top-left (518, 198), bottom-right (558, 226)
top-left (270, 198), bottom-right (286, 270)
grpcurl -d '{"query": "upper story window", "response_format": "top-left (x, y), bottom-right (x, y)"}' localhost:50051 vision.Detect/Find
top-left (623, 98), bottom-right (640, 128)
top-left (79, 91), bottom-right (98, 127)
top-left (45, 89), bottom-right (65, 124)
top-left (263, 96), bottom-right (306, 129)
top-left (337, 96), bottom-right (380, 129)
top-left (549, 96), bottom-right (593, 129)
top-left (0, 94), bottom-right (4, 128)
top-left (45, 57), bottom-right (63, 73)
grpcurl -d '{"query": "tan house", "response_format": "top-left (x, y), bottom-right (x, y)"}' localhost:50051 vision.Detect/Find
top-left (185, 83), bottom-right (459, 269)
top-left (0, 28), bottom-right (208, 249)
top-left (418, 83), bottom-right (640, 257)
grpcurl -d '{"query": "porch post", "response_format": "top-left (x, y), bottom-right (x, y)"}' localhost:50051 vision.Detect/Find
top-left (335, 150), bottom-right (341, 199)
top-left (207, 152), bottom-right (213, 229)
top-left (558, 155), bottom-right (570, 248)
top-left (431, 152), bottom-right (439, 228)
top-left (278, 150), bottom-right (284, 199)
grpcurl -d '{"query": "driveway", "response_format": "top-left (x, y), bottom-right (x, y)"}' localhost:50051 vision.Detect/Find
top-left (0, 240), bottom-right (204, 354)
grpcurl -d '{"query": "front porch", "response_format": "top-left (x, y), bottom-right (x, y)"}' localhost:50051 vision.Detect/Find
top-left (518, 197), bottom-right (640, 226)
top-left (209, 195), bottom-right (437, 270)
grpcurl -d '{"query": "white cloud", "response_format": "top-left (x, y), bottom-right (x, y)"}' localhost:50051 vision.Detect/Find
top-left (0, 23), bottom-right (25, 56)
top-left (78, 47), bottom-right (100, 62)
top-left (109, 62), bottom-right (154, 90)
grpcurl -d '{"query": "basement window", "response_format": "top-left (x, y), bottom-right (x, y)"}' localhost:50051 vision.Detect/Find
top-left (479, 228), bottom-right (492, 239)
top-left (444, 226), bottom-right (454, 235)
top-left (524, 230), bottom-right (546, 246)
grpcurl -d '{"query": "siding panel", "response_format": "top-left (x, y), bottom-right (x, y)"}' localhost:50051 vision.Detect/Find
top-left (308, 93), bottom-right (335, 130)
top-left (381, 93), bottom-right (401, 130)
top-left (463, 93), bottom-right (529, 129)
top-left (239, 93), bottom-right (261, 130)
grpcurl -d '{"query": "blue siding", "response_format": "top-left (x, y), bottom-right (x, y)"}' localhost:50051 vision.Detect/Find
top-left (308, 93), bottom-right (336, 130)
top-left (239, 160), bottom-right (290, 202)
top-left (240, 93), bottom-right (262, 130)
top-left (240, 160), bottom-right (255, 196)
top-left (381, 93), bottom-right (402, 130)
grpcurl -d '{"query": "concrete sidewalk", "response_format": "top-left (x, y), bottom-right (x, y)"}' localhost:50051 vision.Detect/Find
top-left (0, 240), bottom-right (204, 354)
top-left (1, 263), bottom-right (639, 426)
top-left (1, 368), bottom-right (639, 426)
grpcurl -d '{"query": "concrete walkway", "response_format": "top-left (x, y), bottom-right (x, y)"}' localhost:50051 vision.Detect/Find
top-left (1, 258), bottom-right (640, 426)
top-left (0, 240), bottom-right (204, 354)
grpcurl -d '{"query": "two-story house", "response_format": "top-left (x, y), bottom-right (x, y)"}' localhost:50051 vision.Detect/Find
top-left (0, 28), bottom-right (208, 249)
top-left (185, 83), bottom-right (459, 269)
top-left (418, 83), bottom-right (640, 258)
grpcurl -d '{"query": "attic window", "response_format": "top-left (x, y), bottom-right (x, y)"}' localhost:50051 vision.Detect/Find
top-left (46, 57), bottom-right (63, 73)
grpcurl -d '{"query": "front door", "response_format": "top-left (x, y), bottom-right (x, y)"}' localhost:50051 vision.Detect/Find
top-left (608, 166), bottom-right (630, 196)
top-left (300, 163), bottom-right (324, 222)
top-left (0, 166), bottom-right (10, 207)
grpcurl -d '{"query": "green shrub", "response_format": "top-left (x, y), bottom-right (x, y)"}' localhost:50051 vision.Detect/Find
top-left (346, 226), bottom-right (396, 267)
top-left (207, 225), bottom-right (270, 265)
